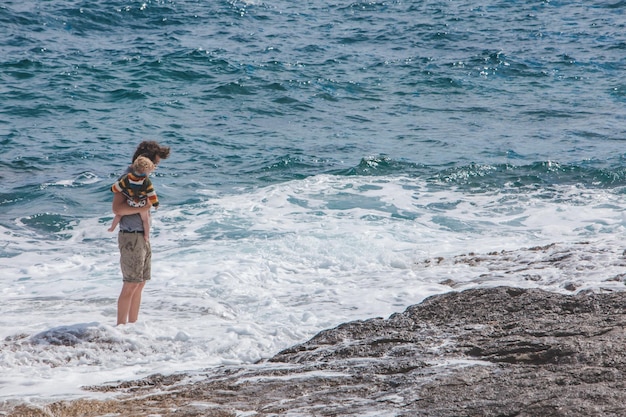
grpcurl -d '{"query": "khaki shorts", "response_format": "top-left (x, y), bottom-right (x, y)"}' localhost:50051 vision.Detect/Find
top-left (118, 232), bottom-right (152, 283)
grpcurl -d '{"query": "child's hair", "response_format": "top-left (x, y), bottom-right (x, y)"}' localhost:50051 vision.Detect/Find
top-left (132, 155), bottom-right (155, 175)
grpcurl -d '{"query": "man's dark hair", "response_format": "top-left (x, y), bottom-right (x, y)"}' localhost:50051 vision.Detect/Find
top-left (132, 141), bottom-right (171, 163)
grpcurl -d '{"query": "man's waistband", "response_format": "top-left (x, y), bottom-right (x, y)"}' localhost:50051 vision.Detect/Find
top-left (119, 230), bottom-right (144, 234)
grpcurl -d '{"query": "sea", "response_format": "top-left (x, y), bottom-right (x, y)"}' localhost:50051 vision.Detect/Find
top-left (2, 0), bottom-right (626, 407)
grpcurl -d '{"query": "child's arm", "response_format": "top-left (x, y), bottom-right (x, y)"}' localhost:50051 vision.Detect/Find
top-left (144, 178), bottom-right (159, 209)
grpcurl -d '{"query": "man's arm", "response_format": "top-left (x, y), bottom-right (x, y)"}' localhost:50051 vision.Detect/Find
top-left (112, 192), bottom-right (151, 216)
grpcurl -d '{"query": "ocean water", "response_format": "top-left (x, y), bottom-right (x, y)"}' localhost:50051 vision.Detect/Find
top-left (2, 0), bottom-right (626, 405)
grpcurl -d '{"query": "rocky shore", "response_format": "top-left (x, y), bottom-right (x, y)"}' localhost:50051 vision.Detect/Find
top-left (5, 286), bottom-right (626, 417)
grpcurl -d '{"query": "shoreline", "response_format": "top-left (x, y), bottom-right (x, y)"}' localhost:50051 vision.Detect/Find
top-left (5, 286), bottom-right (626, 417)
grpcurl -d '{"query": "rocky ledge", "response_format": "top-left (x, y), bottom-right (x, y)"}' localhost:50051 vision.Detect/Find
top-left (6, 286), bottom-right (626, 417)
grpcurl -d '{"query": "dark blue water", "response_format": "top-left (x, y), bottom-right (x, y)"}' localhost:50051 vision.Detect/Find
top-left (2, 0), bottom-right (626, 227)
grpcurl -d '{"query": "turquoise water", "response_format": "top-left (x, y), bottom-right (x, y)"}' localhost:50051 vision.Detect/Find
top-left (3, 1), bottom-right (626, 225)
top-left (3, 0), bottom-right (626, 402)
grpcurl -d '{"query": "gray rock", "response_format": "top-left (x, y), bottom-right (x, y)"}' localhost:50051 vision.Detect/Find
top-left (267, 286), bottom-right (626, 416)
top-left (7, 286), bottom-right (626, 416)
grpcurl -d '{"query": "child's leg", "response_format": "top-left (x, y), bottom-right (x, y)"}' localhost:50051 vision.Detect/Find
top-left (108, 215), bottom-right (122, 232)
top-left (140, 210), bottom-right (151, 241)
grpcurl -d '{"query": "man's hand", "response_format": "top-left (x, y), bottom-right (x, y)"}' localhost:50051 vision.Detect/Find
top-left (112, 192), bottom-right (151, 216)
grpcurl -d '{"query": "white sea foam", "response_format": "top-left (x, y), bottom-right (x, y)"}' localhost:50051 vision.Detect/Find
top-left (1, 175), bottom-right (625, 401)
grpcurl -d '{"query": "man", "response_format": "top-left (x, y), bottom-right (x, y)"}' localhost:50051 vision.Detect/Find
top-left (112, 141), bottom-right (171, 325)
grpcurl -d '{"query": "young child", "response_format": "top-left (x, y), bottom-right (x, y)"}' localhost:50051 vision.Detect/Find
top-left (109, 155), bottom-right (159, 241)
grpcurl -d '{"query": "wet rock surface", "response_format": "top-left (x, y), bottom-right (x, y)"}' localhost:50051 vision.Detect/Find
top-left (6, 286), bottom-right (626, 416)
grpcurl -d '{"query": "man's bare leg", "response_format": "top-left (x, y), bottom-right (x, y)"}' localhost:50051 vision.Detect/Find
top-left (117, 282), bottom-right (145, 325)
top-left (128, 281), bottom-right (146, 323)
